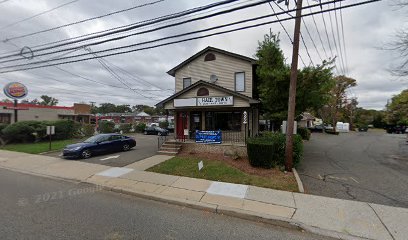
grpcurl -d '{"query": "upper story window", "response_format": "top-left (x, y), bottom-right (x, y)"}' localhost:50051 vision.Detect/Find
top-left (235, 72), bottom-right (245, 92)
top-left (204, 53), bottom-right (216, 61)
top-left (183, 77), bottom-right (191, 89)
top-left (197, 87), bottom-right (209, 96)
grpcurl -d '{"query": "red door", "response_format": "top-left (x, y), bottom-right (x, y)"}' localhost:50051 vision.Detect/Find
top-left (176, 112), bottom-right (187, 140)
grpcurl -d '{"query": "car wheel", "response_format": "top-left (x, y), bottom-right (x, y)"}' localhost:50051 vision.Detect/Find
top-left (122, 143), bottom-right (130, 151)
top-left (158, 132), bottom-right (162, 136)
top-left (81, 149), bottom-right (92, 159)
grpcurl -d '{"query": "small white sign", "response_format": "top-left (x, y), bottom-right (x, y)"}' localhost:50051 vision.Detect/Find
top-left (46, 126), bottom-right (55, 135)
top-left (183, 129), bottom-right (189, 136)
top-left (197, 96), bottom-right (233, 106)
top-left (198, 161), bottom-right (203, 171)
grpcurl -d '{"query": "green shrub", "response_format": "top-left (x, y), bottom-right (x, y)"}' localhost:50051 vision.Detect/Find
top-left (134, 122), bottom-right (146, 133)
top-left (2, 121), bottom-right (45, 143)
top-left (0, 123), bottom-right (9, 136)
top-left (45, 120), bottom-right (81, 140)
top-left (159, 121), bottom-right (169, 129)
top-left (82, 124), bottom-right (95, 137)
top-left (99, 121), bottom-right (115, 133)
top-left (247, 132), bottom-right (303, 168)
top-left (297, 127), bottom-right (311, 140)
top-left (119, 123), bottom-right (132, 133)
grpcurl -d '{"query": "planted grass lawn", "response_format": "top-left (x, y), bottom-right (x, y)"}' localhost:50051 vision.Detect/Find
top-left (147, 156), bottom-right (298, 192)
top-left (0, 139), bottom-right (81, 154)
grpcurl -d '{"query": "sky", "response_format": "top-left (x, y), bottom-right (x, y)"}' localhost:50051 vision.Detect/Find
top-left (0, 0), bottom-right (406, 110)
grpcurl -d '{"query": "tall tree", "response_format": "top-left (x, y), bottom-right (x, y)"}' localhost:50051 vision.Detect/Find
top-left (385, 89), bottom-right (408, 125)
top-left (389, 1), bottom-right (408, 77)
top-left (256, 32), bottom-right (335, 123)
top-left (324, 76), bottom-right (357, 131)
top-left (39, 95), bottom-right (58, 106)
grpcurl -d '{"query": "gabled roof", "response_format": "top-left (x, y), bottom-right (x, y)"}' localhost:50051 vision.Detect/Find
top-left (156, 80), bottom-right (259, 107)
top-left (167, 46), bottom-right (257, 77)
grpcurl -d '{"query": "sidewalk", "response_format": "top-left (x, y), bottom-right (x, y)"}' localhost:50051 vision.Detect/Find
top-left (0, 150), bottom-right (407, 240)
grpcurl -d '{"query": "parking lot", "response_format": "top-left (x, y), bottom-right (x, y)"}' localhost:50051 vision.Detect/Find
top-left (46, 133), bottom-right (160, 167)
top-left (298, 130), bottom-right (408, 208)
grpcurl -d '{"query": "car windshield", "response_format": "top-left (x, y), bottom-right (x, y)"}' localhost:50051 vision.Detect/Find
top-left (84, 135), bottom-right (106, 143)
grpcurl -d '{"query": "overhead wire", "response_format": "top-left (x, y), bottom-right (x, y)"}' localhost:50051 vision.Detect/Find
top-left (267, 1), bottom-right (307, 67)
top-left (333, 1), bottom-right (347, 74)
top-left (0, 0), bottom-right (80, 30)
top-left (2, 0), bottom-right (165, 42)
top-left (0, 0), bottom-right (338, 66)
top-left (328, 3), bottom-right (345, 74)
top-left (0, 0), bottom-right (379, 73)
top-left (306, 0), bottom-right (328, 59)
top-left (339, 1), bottom-right (349, 74)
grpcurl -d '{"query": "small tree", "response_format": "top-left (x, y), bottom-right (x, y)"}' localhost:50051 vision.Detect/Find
top-left (159, 121), bottom-right (169, 129)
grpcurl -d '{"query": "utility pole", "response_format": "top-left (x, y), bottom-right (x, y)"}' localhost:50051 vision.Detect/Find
top-left (285, 0), bottom-right (303, 172)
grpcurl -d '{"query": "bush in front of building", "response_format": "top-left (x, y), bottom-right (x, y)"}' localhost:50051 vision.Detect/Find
top-left (297, 127), bottom-right (311, 140)
top-left (99, 121), bottom-right (115, 133)
top-left (134, 122), bottom-right (146, 133)
top-left (45, 120), bottom-right (81, 140)
top-left (1, 121), bottom-right (46, 143)
top-left (119, 123), bottom-right (132, 133)
top-left (247, 132), bottom-right (303, 169)
top-left (159, 121), bottom-right (169, 129)
top-left (81, 124), bottom-right (95, 137)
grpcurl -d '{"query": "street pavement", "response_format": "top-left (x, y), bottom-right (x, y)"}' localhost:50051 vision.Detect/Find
top-left (298, 130), bottom-right (408, 208)
top-left (0, 168), bottom-right (331, 240)
top-left (1, 150), bottom-right (406, 240)
top-left (45, 133), bottom-right (159, 167)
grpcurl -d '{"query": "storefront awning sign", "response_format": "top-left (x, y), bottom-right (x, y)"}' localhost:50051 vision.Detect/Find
top-left (195, 130), bottom-right (222, 144)
top-left (197, 96), bottom-right (233, 106)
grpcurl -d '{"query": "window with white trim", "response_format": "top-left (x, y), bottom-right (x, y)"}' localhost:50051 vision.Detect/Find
top-left (183, 78), bottom-right (191, 89)
top-left (235, 72), bottom-right (245, 92)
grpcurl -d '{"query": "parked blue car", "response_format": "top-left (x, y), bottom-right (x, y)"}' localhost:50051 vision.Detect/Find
top-left (62, 133), bottom-right (136, 159)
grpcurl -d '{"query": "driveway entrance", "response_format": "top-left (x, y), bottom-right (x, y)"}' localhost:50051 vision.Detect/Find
top-left (298, 131), bottom-right (408, 208)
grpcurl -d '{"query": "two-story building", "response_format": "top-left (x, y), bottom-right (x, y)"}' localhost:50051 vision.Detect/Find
top-left (157, 46), bottom-right (259, 142)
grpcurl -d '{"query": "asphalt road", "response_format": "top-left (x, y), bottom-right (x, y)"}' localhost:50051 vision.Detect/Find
top-left (298, 130), bottom-right (408, 208)
top-left (46, 133), bottom-right (160, 167)
top-left (0, 168), bottom-right (332, 240)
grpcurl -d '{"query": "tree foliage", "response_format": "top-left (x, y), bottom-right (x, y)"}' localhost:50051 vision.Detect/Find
top-left (385, 89), bottom-right (408, 125)
top-left (255, 32), bottom-right (335, 123)
top-left (40, 95), bottom-right (59, 106)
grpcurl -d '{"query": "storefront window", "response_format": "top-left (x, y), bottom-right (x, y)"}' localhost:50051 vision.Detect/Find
top-left (0, 113), bottom-right (11, 124)
top-left (205, 111), bottom-right (241, 131)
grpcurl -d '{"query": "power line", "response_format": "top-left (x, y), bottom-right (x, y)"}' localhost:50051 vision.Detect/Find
top-left (267, 1), bottom-right (307, 67)
top-left (300, 32), bottom-right (315, 66)
top-left (339, 1), bottom-right (349, 74)
top-left (334, 1), bottom-right (347, 74)
top-left (0, 0), bottom-right (380, 73)
top-left (0, 0), bottom-right (11, 4)
top-left (0, 0), bottom-right (330, 66)
top-left (0, 0), bottom-right (244, 60)
top-left (328, 4), bottom-right (345, 74)
top-left (3, 0), bottom-right (165, 42)
top-left (301, 18), bottom-right (323, 62)
top-left (0, 0), bottom-right (80, 30)
top-left (306, 0), bottom-right (328, 59)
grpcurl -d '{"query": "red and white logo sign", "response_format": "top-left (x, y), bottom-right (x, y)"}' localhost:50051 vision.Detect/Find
top-left (3, 82), bottom-right (28, 99)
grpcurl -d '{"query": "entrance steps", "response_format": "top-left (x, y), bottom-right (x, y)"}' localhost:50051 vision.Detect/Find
top-left (157, 141), bottom-right (182, 155)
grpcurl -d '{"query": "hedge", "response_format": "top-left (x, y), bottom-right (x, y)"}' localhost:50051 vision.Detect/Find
top-left (82, 124), bottom-right (95, 137)
top-left (1, 120), bottom-right (81, 143)
top-left (134, 122), bottom-right (146, 133)
top-left (297, 127), bottom-right (311, 140)
top-left (119, 123), bottom-right (132, 133)
top-left (99, 121), bottom-right (115, 133)
top-left (247, 132), bottom-right (303, 169)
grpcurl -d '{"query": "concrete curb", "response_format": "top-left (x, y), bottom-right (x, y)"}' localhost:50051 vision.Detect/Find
top-left (0, 166), bottom-right (374, 240)
top-left (292, 168), bottom-right (304, 193)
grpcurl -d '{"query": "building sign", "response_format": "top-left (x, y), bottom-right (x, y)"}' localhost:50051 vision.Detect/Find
top-left (3, 82), bottom-right (28, 99)
top-left (197, 96), bottom-right (233, 106)
top-left (195, 130), bottom-right (222, 144)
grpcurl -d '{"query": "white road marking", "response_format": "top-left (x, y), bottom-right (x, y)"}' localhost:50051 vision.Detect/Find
top-left (100, 155), bottom-right (120, 161)
top-left (328, 176), bottom-right (348, 181)
top-left (318, 174), bottom-right (323, 180)
top-left (350, 177), bottom-right (360, 184)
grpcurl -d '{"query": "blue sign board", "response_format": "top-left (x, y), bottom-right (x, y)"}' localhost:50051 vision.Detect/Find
top-left (195, 130), bottom-right (222, 144)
